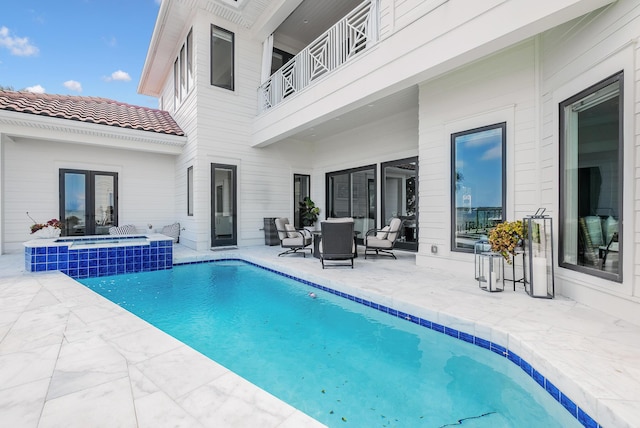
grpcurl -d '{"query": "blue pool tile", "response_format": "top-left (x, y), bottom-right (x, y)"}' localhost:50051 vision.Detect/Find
top-left (431, 323), bottom-right (445, 333)
top-left (47, 246), bottom-right (59, 254)
top-left (491, 343), bottom-right (507, 356)
top-left (36, 247), bottom-right (46, 255)
top-left (545, 379), bottom-right (560, 401)
top-left (560, 393), bottom-right (578, 417)
top-left (507, 351), bottom-right (521, 366)
top-left (520, 360), bottom-right (533, 376)
top-left (47, 254), bottom-right (58, 263)
top-left (474, 337), bottom-right (491, 350)
top-left (459, 332), bottom-right (474, 343)
top-left (577, 408), bottom-right (597, 428)
top-left (532, 369), bottom-right (545, 387)
top-left (445, 327), bottom-right (459, 338)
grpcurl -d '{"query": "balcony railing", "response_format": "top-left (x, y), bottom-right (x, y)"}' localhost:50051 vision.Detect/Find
top-left (258, 0), bottom-right (379, 113)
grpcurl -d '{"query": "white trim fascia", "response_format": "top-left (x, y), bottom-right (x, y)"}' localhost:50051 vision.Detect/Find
top-left (0, 110), bottom-right (186, 155)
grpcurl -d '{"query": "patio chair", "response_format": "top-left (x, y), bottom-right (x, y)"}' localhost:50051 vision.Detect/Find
top-left (274, 217), bottom-right (312, 257)
top-left (364, 217), bottom-right (403, 259)
top-left (319, 219), bottom-right (355, 269)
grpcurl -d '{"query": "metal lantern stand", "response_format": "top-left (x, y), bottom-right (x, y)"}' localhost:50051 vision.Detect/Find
top-left (475, 240), bottom-right (505, 293)
top-left (523, 208), bottom-right (555, 298)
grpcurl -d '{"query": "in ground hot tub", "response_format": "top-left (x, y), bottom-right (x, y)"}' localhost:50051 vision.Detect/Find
top-left (24, 234), bottom-right (173, 278)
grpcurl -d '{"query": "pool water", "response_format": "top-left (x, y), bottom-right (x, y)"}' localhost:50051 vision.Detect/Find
top-left (80, 260), bottom-right (582, 427)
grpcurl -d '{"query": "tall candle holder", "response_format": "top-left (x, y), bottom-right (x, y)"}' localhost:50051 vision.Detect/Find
top-left (523, 208), bottom-right (554, 298)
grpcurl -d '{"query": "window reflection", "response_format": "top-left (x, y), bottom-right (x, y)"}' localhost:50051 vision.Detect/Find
top-left (451, 123), bottom-right (506, 251)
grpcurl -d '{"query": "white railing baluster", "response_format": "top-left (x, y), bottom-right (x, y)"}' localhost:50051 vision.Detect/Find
top-left (257, 0), bottom-right (378, 113)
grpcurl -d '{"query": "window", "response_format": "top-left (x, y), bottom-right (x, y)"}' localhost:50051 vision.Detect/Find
top-left (173, 58), bottom-right (180, 105)
top-left (271, 47), bottom-right (294, 75)
top-left (451, 123), bottom-right (506, 252)
top-left (559, 72), bottom-right (623, 281)
top-left (187, 166), bottom-right (194, 216)
top-left (211, 25), bottom-right (234, 90)
top-left (186, 29), bottom-right (193, 93)
top-left (59, 169), bottom-right (118, 236)
top-left (326, 165), bottom-right (376, 242)
top-left (293, 174), bottom-right (310, 228)
top-left (173, 28), bottom-right (193, 108)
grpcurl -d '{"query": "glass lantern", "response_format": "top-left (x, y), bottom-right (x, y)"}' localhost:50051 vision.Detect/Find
top-left (474, 239), bottom-right (492, 281)
top-left (523, 208), bottom-right (554, 298)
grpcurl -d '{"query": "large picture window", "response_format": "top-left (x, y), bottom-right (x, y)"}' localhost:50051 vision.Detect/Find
top-left (559, 72), bottom-right (623, 281)
top-left (451, 123), bottom-right (506, 252)
top-left (211, 25), bottom-right (234, 90)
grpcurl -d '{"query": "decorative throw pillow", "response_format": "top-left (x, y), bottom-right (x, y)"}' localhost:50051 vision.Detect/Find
top-left (285, 223), bottom-right (300, 238)
top-left (161, 222), bottom-right (180, 243)
top-left (376, 226), bottom-right (390, 240)
top-left (109, 224), bottom-right (137, 235)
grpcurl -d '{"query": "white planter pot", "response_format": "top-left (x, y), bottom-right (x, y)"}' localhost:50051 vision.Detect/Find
top-left (32, 226), bottom-right (62, 239)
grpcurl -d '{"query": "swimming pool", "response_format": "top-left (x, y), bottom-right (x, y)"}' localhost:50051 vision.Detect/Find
top-left (80, 260), bottom-right (591, 427)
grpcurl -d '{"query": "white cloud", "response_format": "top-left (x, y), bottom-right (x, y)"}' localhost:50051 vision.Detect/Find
top-left (63, 80), bottom-right (82, 92)
top-left (0, 26), bottom-right (39, 56)
top-left (105, 70), bottom-right (131, 82)
top-left (25, 84), bottom-right (45, 93)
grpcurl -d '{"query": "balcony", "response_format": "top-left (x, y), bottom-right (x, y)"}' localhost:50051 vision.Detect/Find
top-left (258, 0), bottom-right (378, 114)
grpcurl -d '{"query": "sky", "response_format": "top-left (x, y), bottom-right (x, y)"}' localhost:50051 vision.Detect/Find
top-left (0, 0), bottom-right (162, 108)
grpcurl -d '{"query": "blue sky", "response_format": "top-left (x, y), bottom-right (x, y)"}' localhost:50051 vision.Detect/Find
top-left (0, 0), bottom-right (161, 108)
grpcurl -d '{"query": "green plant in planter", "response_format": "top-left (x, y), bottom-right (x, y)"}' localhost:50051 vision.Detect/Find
top-left (488, 220), bottom-right (524, 264)
top-left (299, 197), bottom-right (320, 227)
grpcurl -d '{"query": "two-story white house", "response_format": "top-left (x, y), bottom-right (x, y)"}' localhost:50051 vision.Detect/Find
top-left (1, 0), bottom-right (639, 327)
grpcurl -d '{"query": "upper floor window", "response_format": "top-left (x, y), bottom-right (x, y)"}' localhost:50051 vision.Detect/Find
top-left (559, 72), bottom-right (623, 281)
top-left (451, 123), bottom-right (506, 252)
top-left (211, 25), bottom-right (234, 90)
top-left (174, 28), bottom-right (193, 107)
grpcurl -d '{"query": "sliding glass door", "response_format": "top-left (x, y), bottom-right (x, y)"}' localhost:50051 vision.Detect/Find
top-left (326, 165), bottom-right (376, 242)
top-left (59, 169), bottom-right (117, 236)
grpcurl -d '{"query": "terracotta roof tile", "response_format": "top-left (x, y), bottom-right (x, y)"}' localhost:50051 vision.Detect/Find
top-left (0, 90), bottom-right (185, 137)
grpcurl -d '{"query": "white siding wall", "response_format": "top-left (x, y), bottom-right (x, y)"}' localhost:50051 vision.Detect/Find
top-left (416, 41), bottom-right (537, 267)
top-left (538, 0), bottom-right (640, 321)
top-left (3, 137), bottom-right (177, 253)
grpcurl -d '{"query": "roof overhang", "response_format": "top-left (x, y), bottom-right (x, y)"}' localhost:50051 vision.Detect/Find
top-left (0, 110), bottom-right (186, 155)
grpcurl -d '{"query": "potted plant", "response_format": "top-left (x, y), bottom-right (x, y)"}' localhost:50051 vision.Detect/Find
top-left (27, 212), bottom-right (63, 238)
top-left (488, 220), bottom-right (524, 264)
top-left (299, 197), bottom-right (320, 227)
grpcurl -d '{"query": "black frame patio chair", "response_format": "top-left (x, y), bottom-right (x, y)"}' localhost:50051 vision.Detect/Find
top-left (319, 219), bottom-right (355, 269)
top-left (274, 217), bottom-right (312, 257)
top-left (364, 217), bottom-right (403, 259)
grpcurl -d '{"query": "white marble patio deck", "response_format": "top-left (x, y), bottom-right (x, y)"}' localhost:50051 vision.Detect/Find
top-left (0, 244), bottom-right (639, 427)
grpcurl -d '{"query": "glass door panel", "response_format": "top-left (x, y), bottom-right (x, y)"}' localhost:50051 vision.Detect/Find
top-left (211, 164), bottom-right (237, 247)
top-left (94, 174), bottom-right (115, 235)
top-left (293, 174), bottom-right (310, 228)
top-left (382, 158), bottom-right (418, 251)
top-left (326, 165), bottom-right (376, 243)
top-left (63, 172), bottom-right (87, 236)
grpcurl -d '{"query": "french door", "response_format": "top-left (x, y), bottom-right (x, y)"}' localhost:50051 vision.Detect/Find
top-left (211, 163), bottom-right (237, 247)
top-left (59, 169), bottom-right (118, 236)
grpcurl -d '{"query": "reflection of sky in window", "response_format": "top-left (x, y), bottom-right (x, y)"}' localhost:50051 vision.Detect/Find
top-left (65, 174), bottom-right (86, 212)
top-left (455, 127), bottom-right (502, 207)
